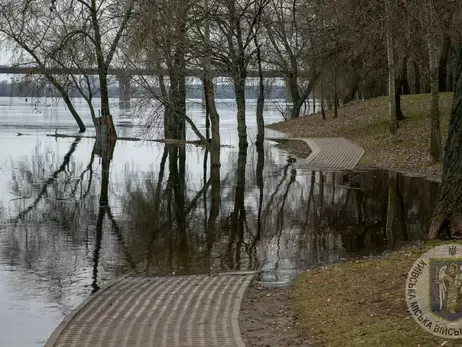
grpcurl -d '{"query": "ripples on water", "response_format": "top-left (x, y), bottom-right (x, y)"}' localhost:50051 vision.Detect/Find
top-left (0, 97), bottom-right (439, 346)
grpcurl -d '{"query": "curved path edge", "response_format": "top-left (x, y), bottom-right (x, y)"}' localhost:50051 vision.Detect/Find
top-left (44, 275), bottom-right (130, 347)
top-left (45, 272), bottom-right (258, 347)
top-left (231, 274), bottom-right (255, 347)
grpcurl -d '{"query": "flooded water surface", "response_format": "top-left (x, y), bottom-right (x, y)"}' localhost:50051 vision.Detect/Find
top-left (0, 97), bottom-right (439, 346)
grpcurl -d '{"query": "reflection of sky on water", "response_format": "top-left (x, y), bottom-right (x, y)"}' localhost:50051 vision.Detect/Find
top-left (0, 97), bottom-right (439, 346)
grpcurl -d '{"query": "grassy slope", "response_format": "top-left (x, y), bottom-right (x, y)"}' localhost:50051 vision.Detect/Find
top-left (293, 241), bottom-right (462, 347)
top-left (268, 93), bottom-right (452, 180)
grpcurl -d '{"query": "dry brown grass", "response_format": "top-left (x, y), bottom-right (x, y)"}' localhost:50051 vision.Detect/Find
top-left (293, 241), bottom-right (462, 347)
top-left (268, 93), bottom-right (453, 181)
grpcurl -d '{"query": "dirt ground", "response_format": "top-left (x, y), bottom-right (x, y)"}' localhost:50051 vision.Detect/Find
top-left (239, 283), bottom-right (313, 347)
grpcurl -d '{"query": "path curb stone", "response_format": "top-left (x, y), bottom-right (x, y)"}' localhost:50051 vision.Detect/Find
top-left (45, 273), bottom-right (257, 347)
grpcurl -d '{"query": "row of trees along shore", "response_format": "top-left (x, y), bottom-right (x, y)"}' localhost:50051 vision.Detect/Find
top-left (1, 0), bottom-right (462, 239)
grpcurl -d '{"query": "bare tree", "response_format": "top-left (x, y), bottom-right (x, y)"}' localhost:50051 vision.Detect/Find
top-left (0, 1), bottom-right (86, 131)
top-left (0, 0), bottom-right (135, 136)
top-left (129, 0), bottom-right (213, 148)
top-left (207, 0), bottom-right (269, 147)
top-left (263, 0), bottom-right (320, 119)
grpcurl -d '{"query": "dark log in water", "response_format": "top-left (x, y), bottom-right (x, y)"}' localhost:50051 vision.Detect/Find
top-left (45, 133), bottom-right (232, 147)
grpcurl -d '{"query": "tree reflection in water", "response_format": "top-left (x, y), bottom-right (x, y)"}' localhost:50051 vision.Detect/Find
top-left (3, 138), bottom-right (440, 300)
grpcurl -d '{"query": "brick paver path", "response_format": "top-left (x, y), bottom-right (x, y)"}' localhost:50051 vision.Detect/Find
top-left (270, 137), bottom-right (364, 170)
top-left (45, 273), bottom-right (255, 347)
top-left (302, 138), bottom-right (364, 169)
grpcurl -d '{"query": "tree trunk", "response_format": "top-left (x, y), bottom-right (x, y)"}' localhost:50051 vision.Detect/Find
top-left (333, 66), bottom-right (338, 119)
top-left (385, 0), bottom-right (398, 142)
top-left (166, 71), bottom-right (185, 140)
top-left (395, 57), bottom-right (408, 120)
top-left (321, 81), bottom-right (326, 120)
top-left (343, 73), bottom-right (359, 104)
top-left (394, 80), bottom-right (404, 121)
top-left (312, 89), bottom-right (316, 114)
top-left (289, 72), bottom-right (317, 119)
top-left (235, 76), bottom-right (248, 148)
top-left (165, 14), bottom-right (187, 141)
top-left (62, 92), bottom-right (86, 132)
top-left (414, 61), bottom-right (422, 94)
top-left (203, 0), bottom-right (219, 159)
top-left (207, 161), bottom-right (220, 251)
top-left (288, 73), bottom-right (301, 119)
top-left (99, 72), bottom-right (110, 118)
top-left (439, 34), bottom-right (451, 92)
top-left (428, 45), bottom-right (462, 240)
top-left (401, 58), bottom-right (411, 95)
top-left (255, 36), bottom-right (265, 146)
top-left (428, 1), bottom-right (442, 162)
top-left (90, 0), bottom-right (117, 138)
top-left (45, 74), bottom-right (86, 132)
top-left (204, 78), bottom-right (220, 164)
top-left (204, 94), bottom-right (210, 140)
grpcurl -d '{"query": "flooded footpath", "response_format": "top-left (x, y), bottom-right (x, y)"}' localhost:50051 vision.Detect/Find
top-left (0, 97), bottom-right (439, 346)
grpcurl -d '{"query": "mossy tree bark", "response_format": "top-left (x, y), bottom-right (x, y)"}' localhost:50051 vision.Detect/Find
top-left (428, 45), bottom-right (462, 240)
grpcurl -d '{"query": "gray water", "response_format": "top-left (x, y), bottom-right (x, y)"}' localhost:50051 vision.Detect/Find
top-left (0, 96), bottom-right (439, 346)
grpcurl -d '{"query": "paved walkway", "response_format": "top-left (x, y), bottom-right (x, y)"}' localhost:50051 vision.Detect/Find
top-left (45, 273), bottom-right (256, 347)
top-left (269, 137), bottom-right (364, 170)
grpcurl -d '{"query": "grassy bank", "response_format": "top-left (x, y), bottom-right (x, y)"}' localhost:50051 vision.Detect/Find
top-left (293, 241), bottom-right (462, 347)
top-left (268, 93), bottom-right (452, 180)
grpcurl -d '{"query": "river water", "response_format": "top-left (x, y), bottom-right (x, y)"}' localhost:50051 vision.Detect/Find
top-left (0, 96), bottom-right (439, 346)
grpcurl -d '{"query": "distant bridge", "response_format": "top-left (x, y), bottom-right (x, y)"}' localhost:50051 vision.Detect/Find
top-left (0, 65), bottom-right (292, 78)
top-left (0, 65), bottom-right (297, 106)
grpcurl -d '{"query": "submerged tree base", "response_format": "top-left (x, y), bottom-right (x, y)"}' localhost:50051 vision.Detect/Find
top-left (46, 133), bottom-right (232, 148)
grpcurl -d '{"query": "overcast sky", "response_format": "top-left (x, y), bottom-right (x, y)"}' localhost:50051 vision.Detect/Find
top-left (0, 53), bottom-right (10, 64)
